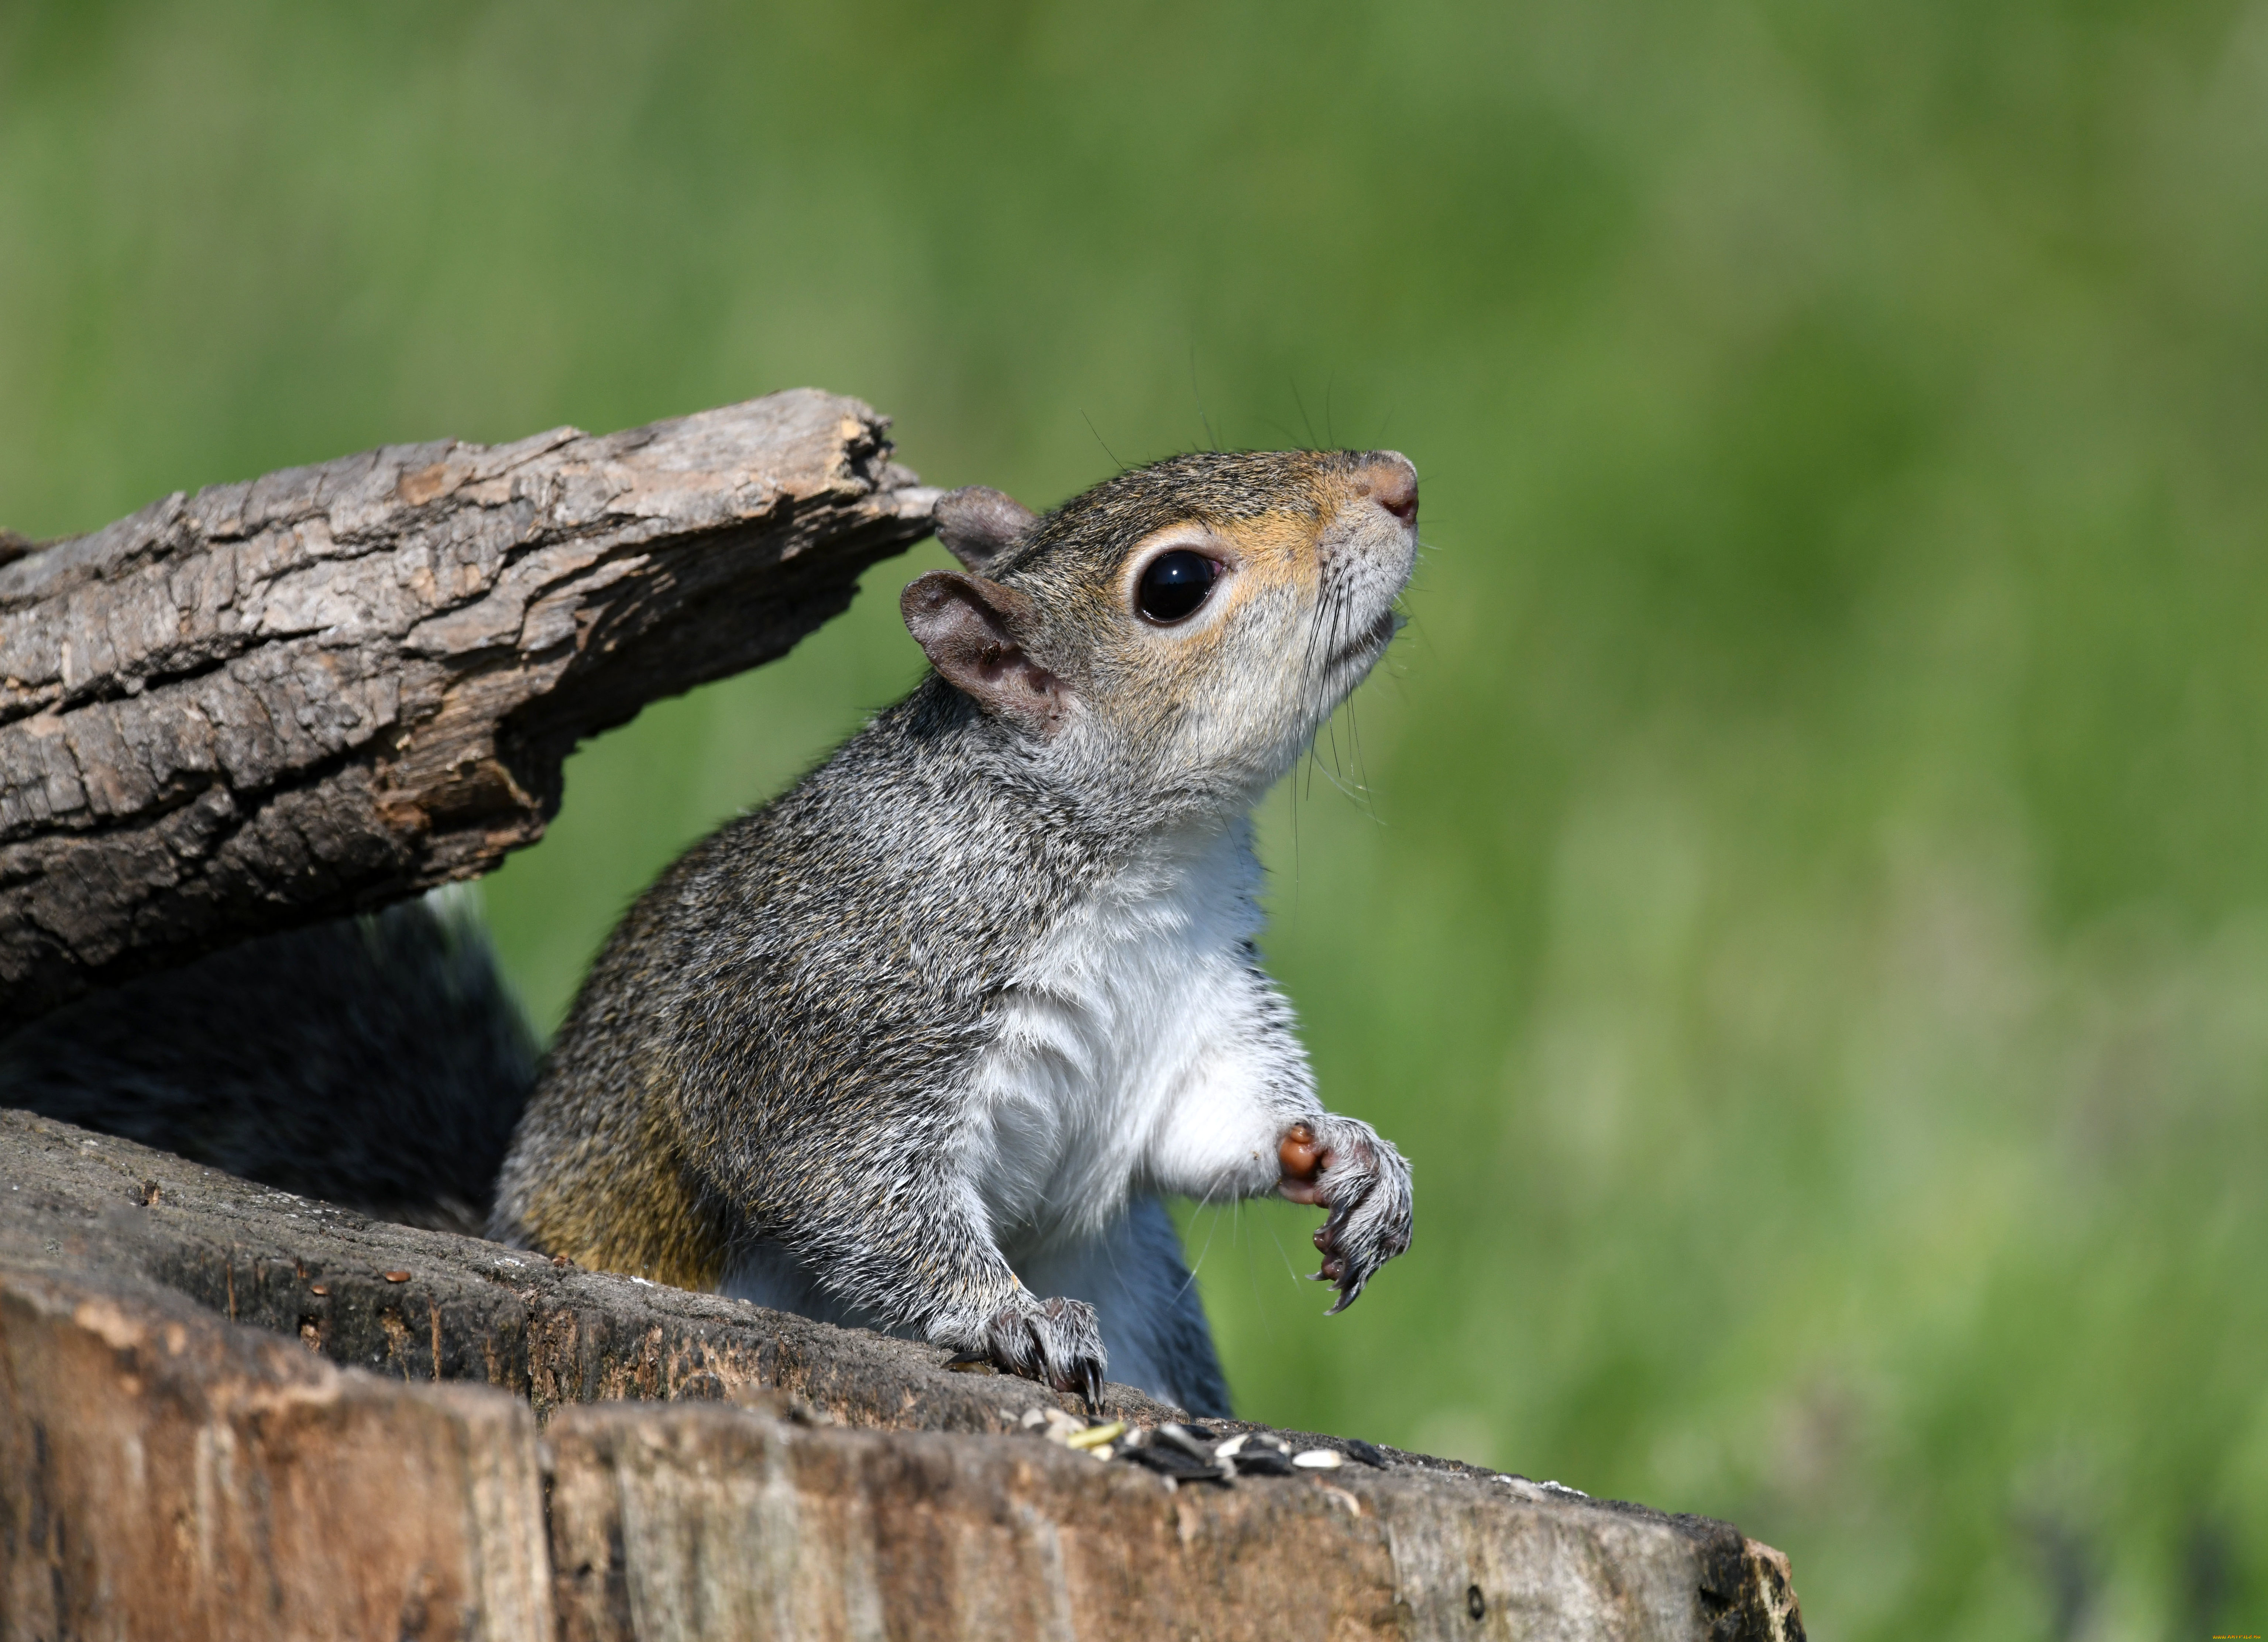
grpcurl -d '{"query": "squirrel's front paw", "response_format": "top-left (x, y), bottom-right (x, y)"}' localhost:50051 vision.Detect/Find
top-left (985, 1292), bottom-right (1107, 1410)
top-left (1278, 1115), bottom-right (1414, 1314)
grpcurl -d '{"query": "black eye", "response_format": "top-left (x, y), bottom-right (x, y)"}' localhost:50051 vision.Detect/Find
top-left (1136, 550), bottom-right (1219, 624)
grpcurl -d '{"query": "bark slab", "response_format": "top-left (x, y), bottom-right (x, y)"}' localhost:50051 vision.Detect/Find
top-left (0, 392), bottom-right (938, 1026)
top-left (0, 1109), bottom-right (1806, 1641)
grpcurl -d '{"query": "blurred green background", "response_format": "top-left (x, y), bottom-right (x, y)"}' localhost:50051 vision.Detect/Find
top-left (7, 1), bottom-right (2266, 1633)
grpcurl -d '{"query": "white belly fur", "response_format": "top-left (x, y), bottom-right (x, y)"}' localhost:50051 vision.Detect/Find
top-left (960, 819), bottom-right (1264, 1257)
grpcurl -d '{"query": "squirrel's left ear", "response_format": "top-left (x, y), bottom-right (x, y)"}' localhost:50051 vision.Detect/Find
top-left (933, 487), bottom-right (1036, 573)
top-left (901, 571), bottom-right (1074, 736)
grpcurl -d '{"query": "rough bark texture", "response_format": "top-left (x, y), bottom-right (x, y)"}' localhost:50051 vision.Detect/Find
top-left (0, 1109), bottom-right (1807, 1641)
top-left (0, 392), bottom-right (938, 1027)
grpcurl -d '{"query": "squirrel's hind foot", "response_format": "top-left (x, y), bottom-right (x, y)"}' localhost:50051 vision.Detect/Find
top-left (984, 1293), bottom-right (1107, 1412)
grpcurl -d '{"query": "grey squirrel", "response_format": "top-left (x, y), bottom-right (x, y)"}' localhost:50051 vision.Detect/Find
top-left (3, 447), bottom-right (1420, 1418)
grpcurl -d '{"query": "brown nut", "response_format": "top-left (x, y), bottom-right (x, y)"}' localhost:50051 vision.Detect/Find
top-left (1278, 1124), bottom-right (1325, 1182)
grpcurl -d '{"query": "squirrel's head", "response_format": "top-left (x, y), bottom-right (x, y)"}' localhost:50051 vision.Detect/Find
top-left (901, 449), bottom-right (1419, 815)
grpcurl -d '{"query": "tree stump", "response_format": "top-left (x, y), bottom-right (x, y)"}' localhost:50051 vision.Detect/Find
top-left (1, 1109), bottom-right (1806, 1642)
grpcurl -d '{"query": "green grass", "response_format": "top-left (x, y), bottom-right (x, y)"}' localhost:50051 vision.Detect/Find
top-left (7, 1), bottom-right (2267, 1632)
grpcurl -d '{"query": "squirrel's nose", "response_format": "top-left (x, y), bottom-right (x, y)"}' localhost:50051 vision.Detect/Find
top-left (1364, 452), bottom-right (1419, 526)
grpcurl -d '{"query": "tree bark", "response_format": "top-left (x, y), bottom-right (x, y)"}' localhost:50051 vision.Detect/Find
top-left (0, 390), bottom-right (938, 1028)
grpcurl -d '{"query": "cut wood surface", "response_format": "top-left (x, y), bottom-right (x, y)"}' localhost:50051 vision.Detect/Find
top-left (0, 392), bottom-right (938, 1027)
top-left (0, 1108), bottom-right (1807, 1641)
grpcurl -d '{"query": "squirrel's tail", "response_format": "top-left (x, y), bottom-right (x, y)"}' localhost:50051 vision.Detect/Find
top-left (0, 888), bottom-right (536, 1235)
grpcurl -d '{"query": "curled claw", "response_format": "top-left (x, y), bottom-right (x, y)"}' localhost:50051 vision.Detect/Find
top-left (1279, 1115), bottom-right (1413, 1314)
top-left (984, 1293), bottom-right (1108, 1414)
top-left (1080, 1355), bottom-right (1104, 1413)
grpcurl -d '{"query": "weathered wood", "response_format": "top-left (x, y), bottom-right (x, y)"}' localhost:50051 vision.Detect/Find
top-left (0, 392), bottom-right (938, 1027)
top-left (2, 1270), bottom-right (553, 1642)
top-left (0, 1107), bottom-right (1165, 1436)
top-left (544, 1404), bottom-right (1803, 1642)
top-left (0, 1109), bottom-right (1807, 1641)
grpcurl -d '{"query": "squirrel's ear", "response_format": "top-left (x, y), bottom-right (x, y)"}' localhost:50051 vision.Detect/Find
top-left (901, 571), bottom-right (1073, 736)
top-left (933, 487), bottom-right (1036, 573)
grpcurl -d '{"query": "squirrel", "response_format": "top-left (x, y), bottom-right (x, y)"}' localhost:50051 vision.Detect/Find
top-left (2, 447), bottom-right (1421, 1419)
